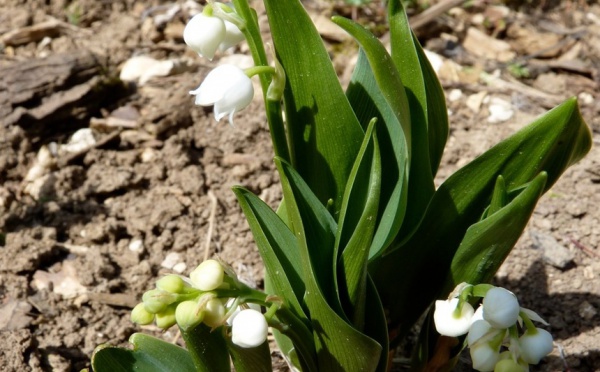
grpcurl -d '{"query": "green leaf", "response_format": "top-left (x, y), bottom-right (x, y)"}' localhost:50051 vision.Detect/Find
top-left (180, 323), bottom-right (230, 371)
top-left (276, 158), bottom-right (382, 372)
top-left (335, 119), bottom-right (381, 328)
top-left (233, 187), bottom-right (306, 319)
top-left (363, 275), bottom-right (390, 372)
top-left (448, 172), bottom-right (547, 288)
top-left (91, 333), bottom-right (195, 372)
top-left (340, 26), bottom-right (410, 259)
top-left (263, 0), bottom-right (364, 215)
top-left (276, 158), bottom-right (339, 308)
top-left (388, 0), bottom-right (450, 241)
top-left (370, 98), bottom-right (592, 341)
top-left (389, 0), bottom-right (449, 176)
top-left (227, 339), bottom-right (273, 372)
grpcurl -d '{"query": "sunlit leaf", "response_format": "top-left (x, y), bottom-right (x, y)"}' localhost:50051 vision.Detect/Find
top-left (263, 0), bottom-right (364, 215)
top-left (338, 22), bottom-right (410, 259)
top-left (91, 333), bottom-right (195, 372)
top-left (276, 158), bottom-right (382, 372)
top-left (335, 119), bottom-right (381, 328)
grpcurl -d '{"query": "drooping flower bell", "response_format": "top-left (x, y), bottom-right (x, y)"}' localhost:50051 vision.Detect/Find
top-left (482, 287), bottom-right (520, 329)
top-left (189, 64), bottom-right (254, 126)
top-left (183, 13), bottom-right (226, 60)
top-left (433, 297), bottom-right (475, 337)
top-left (519, 327), bottom-right (554, 364)
top-left (183, 7), bottom-right (245, 60)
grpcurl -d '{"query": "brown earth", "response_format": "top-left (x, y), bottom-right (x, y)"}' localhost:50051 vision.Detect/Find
top-left (0, 1), bottom-right (599, 371)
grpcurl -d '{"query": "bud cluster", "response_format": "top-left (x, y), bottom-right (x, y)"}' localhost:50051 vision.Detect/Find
top-left (434, 284), bottom-right (554, 371)
top-left (131, 259), bottom-right (269, 348)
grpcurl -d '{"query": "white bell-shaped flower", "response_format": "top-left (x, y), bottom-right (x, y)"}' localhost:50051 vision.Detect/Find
top-left (189, 65), bottom-right (254, 126)
top-left (231, 309), bottom-right (268, 348)
top-left (482, 287), bottom-right (520, 329)
top-left (469, 342), bottom-right (501, 372)
top-left (433, 298), bottom-right (475, 337)
top-left (519, 328), bottom-right (553, 364)
top-left (184, 13), bottom-right (226, 60)
top-left (189, 259), bottom-right (224, 291)
top-left (219, 20), bottom-right (245, 51)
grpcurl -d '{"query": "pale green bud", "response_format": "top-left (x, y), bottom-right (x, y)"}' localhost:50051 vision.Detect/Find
top-left (131, 303), bottom-right (154, 325)
top-left (156, 275), bottom-right (186, 293)
top-left (203, 298), bottom-right (226, 328)
top-left (494, 359), bottom-right (528, 372)
top-left (142, 289), bottom-right (177, 314)
top-left (190, 259), bottom-right (224, 291)
top-left (155, 304), bottom-right (177, 330)
top-left (175, 301), bottom-right (204, 331)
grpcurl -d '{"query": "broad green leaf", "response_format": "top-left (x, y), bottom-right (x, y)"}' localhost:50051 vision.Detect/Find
top-left (263, 0), bottom-right (364, 215)
top-left (389, 0), bottom-right (449, 176)
top-left (335, 119), bottom-right (381, 328)
top-left (276, 158), bottom-right (382, 372)
top-left (363, 275), bottom-right (390, 372)
top-left (340, 26), bottom-right (410, 259)
top-left (370, 98), bottom-right (592, 342)
top-left (91, 333), bottom-right (195, 372)
top-left (180, 323), bottom-right (230, 371)
top-left (448, 172), bottom-right (547, 289)
top-left (276, 158), bottom-right (339, 308)
top-left (233, 186), bottom-right (306, 319)
top-left (388, 0), bottom-right (448, 242)
top-left (227, 339), bottom-right (273, 372)
top-left (483, 175), bottom-right (508, 219)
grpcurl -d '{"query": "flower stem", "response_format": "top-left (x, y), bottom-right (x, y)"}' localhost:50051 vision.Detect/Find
top-left (232, 0), bottom-right (290, 164)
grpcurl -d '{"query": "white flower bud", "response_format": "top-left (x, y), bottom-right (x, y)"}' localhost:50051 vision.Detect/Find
top-left (183, 13), bottom-right (226, 60)
top-left (470, 342), bottom-right (501, 372)
top-left (482, 287), bottom-right (520, 329)
top-left (231, 309), bottom-right (268, 348)
top-left (190, 259), bottom-right (224, 291)
top-left (175, 301), bottom-right (204, 330)
top-left (203, 298), bottom-right (226, 328)
top-left (189, 65), bottom-right (254, 126)
top-left (468, 320), bottom-right (496, 346)
top-left (219, 20), bottom-right (245, 51)
top-left (519, 328), bottom-right (553, 364)
top-left (433, 298), bottom-right (475, 337)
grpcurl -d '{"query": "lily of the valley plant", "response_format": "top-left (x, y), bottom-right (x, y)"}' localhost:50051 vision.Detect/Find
top-left (91, 0), bottom-right (591, 371)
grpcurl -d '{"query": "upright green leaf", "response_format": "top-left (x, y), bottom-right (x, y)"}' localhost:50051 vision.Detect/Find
top-left (263, 0), bottom-right (364, 215)
top-left (233, 187), bottom-right (306, 319)
top-left (448, 172), bottom-right (547, 290)
top-left (180, 323), bottom-right (230, 372)
top-left (388, 0), bottom-right (450, 241)
top-left (91, 333), bottom-right (195, 372)
top-left (336, 19), bottom-right (410, 259)
top-left (227, 339), bottom-right (273, 372)
top-left (276, 158), bottom-right (382, 372)
top-left (370, 98), bottom-right (592, 342)
top-left (335, 120), bottom-right (381, 328)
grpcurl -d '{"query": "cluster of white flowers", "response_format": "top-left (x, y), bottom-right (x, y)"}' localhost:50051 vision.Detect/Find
top-left (434, 285), bottom-right (554, 371)
top-left (183, 3), bottom-right (254, 126)
top-left (131, 259), bottom-right (269, 349)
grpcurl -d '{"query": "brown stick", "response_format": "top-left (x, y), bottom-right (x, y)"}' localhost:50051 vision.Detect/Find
top-left (409, 0), bottom-right (466, 30)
